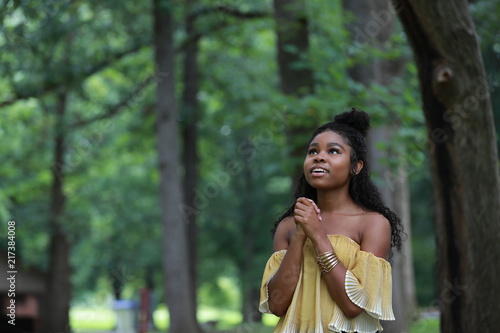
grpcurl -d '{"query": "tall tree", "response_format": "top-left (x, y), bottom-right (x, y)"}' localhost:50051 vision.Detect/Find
top-left (274, 0), bottom-right (314, 97)
top-left (42, 91), bottom-right (72, 333)
top-left (238, 137), bottom-right (262, 324)
top-left (0, 2), bottom-right (155, 330)
top-left (394, 1), bottom-right (500, 331)
top-left (153, 0), bottom-right (201, 332)
top-left (181, 0), bottom-right (201, 312)
top-left (341, 0), bottom-right (416, 331)
top-left (273, 0), bottom-right (316, 180)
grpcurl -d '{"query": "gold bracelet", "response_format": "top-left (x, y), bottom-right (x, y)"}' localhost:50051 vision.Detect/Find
top-left (316, 251), bottom-right (339, 274)
top-left (317, 258), bottom-right (338, 274)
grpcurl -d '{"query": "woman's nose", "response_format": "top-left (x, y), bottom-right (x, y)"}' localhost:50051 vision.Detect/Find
top-left (314, 154), bottom-right (325, 162)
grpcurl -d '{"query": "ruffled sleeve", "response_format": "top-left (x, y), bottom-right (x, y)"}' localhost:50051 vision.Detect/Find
top-left (344, 250), bottom-right (395, 321)
top-left (258, 250), bottom-right (286, 314)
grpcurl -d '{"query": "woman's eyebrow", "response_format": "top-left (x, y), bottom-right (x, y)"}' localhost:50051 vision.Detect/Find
top-left (308, 142), bottom-right (345, 150)
top-left (327, 142), bottom-right (345, 150)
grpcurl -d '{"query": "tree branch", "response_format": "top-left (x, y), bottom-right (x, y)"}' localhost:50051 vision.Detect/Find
top-left (186, 4), bottom-right (270, 21)
top-left (69, 74), bottom-right (156, 129)
top-left (1, 5), bottom-right (268, 110)
top-left (68, 7), bottom-right (269, 128)
top-left (0, 42), bottom-right (149, 108)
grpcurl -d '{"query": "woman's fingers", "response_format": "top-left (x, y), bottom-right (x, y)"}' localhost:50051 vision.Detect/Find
top-left (294, 202), bottom-right (309, 223)
top-left (295, 198), bottom-right (322, 222)
top-left (307, 198), bottom-right (321, 213)
top-left (304, 198), bottom-right (322, 221)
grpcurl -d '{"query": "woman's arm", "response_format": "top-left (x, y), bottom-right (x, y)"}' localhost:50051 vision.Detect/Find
top-left (267, 217), bottom-right (307, 317)
top-left (316, 215), bottom-right (391, 317)
top-left (309, 233), bottom-right (363, 318)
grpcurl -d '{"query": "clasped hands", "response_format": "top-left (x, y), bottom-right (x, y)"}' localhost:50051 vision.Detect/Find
top-left (293, 197), bottom-right (325, 240)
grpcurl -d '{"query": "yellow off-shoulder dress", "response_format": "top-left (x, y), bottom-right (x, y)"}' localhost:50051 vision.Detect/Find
top-left (259, 235), bottom-right (395, 333)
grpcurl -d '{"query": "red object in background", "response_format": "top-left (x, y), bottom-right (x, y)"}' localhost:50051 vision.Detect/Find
top-left (139, 289), bottom-right (150, 333)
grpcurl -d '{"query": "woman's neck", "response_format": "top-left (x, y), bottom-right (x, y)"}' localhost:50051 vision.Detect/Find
top-left (316, 188), bottom-right (358, 214)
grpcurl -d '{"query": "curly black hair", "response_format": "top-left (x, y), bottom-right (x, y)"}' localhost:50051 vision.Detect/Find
top-left (272, 108), bottom-right (405, 257)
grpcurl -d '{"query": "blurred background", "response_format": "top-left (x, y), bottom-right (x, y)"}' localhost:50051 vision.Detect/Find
top-left (0, 0), bottom-right (498, 333)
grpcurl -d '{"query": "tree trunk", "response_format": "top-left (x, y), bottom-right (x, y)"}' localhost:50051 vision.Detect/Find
top-left (342, 1), bottom-right (416, 331)
top-left (181, 0), bottom-right (201, 314)
top-left (42, 92), bottom-right (72, 333)
top-left (110, 260), bottom-right (124, 300)
top-left (368, 128), bottom-right (416, 333)
top-left (241, 228), bottom-right (262, 324)
top-left (242, 286), bottom-right (262, 323)
top-left (145, 266), bottom-right (157, 330)
top-left (240, 151), bottom-right (262, 324)
top-left (273, 0), bottom-right (316, 185)
top-left (394, 1), bottom-right (500, 331)
top-left (153, 1), bottom-right (201, 332)
top-left (382, 166), bottom-right (416, 332)
top-left (273, 0), bottom-right (314, 97)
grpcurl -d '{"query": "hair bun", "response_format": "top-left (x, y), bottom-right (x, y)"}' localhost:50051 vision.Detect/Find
top-left (334, 107), bottom-right (370, 137)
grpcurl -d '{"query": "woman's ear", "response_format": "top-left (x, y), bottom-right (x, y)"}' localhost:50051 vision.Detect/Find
top-left (353, 160), bottom-right (364, 175)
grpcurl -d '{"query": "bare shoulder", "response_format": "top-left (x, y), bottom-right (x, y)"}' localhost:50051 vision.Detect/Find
top-left (273, 216), bottom-right (295, 252)
top-left (359, 212), bottom-right (391, 259)
top-left (362, 212), bottom-right (391, 233)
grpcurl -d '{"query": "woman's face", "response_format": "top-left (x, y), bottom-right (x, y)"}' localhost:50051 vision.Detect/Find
top-left (303, 130), bottom-right (354, 191)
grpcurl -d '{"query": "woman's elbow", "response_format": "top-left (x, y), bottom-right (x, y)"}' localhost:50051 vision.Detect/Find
top-left (269, 302), bottom-right (287, 317)
top-left (342, 305), bottom-right (363, 319)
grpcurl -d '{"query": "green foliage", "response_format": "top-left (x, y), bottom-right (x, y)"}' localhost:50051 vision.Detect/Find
top-left (0, 0), bottom-right (161, 300)
top-left (199, 276), bottom-right (241, 309)
top-left (1, 0), bottom-right (498, 323)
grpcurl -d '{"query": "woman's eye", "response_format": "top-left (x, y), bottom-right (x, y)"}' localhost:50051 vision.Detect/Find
top-left (307, 149), bottom-right (317, 155)
top-left (329, 149), bottom-right (339, 154)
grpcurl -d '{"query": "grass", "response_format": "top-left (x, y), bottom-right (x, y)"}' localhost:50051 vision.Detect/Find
top-left (70, 307), bottom-right (439, 333)
top-left (410, 318), bottom-right (440, 333)
top-left (70, 307), bottom-right (115, 331)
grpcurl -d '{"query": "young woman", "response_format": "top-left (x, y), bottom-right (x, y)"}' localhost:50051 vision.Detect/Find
top-left (259, 109), bottom-right (404, 333)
